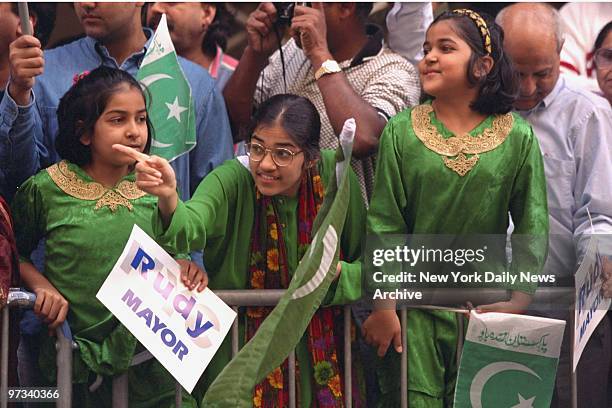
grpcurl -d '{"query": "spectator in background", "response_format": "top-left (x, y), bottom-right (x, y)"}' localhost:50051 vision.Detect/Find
top-left (559, 3), bottom-right (612, 92)
top-left (146, 2), bottom-right (238, 92)
top-left (224, 2), bottom-right (420, 202)
top-left (0, 2), bottom-right (232, 201)
top-left (385, 2), bottom-right (433, 68)
top-left (0, 2), bottom-right (56, 97)
top-left (594, 21), bottom-right (612, 106)
top-left (498, 4), bottom-right (612, 407)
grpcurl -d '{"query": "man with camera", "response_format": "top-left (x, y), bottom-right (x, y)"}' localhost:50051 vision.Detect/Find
top-left (223, 2), bottom-right (420, 202)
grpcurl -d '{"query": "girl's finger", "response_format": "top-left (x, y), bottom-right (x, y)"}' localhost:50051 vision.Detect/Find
top-left (197, 277), bottom-right (208, 292)
top-left (46, 300), bottom-right (60, 324)
top-left (138, 172), bottom-right (162, 184)
top-left (188, 265), bottom-right (201, 283)
top-left (34, 294), bottom-right (44, 314)
top-left (136, 180), bottom-right (162, 189)
top-left (112, 143), bottom-right (150, 162)
top-left (56, 303), bottom-right (69, 328)
top-left (135, 162), bottom-right (162, 178)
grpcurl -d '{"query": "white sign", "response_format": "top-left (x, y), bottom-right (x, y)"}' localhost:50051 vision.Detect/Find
top-left (573, 236), bottom-right (611, 371)
top-left (96, 225), bottom-right (236, 393)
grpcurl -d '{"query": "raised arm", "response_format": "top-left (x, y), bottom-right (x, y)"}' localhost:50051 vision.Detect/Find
top-left (290, 3), bottom-right (419, 159)
top-left (223, 3), bottom-right (282, 140)
top-left (0, 35), bottom-right (47, 198)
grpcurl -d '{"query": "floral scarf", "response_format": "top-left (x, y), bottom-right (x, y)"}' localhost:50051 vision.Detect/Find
top-left (247, 167), bottom-right (348, 407)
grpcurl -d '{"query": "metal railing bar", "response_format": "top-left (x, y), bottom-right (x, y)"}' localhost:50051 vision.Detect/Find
top-left (343, 305), bottom-right (352, 407)
top-left (400, 307), bottom-right (408, 408)
top-left (112, 373), bottom-right (128, 408)
top-left (456, 313), bottom-right (465, 368)
top-left (1, 287), bottom-right (579, 407)
top-left (1, 307), bottom-right (8, 408)
top-left (231, 306), bottom-right (239, 358)
top-left (175, 381), bottom-right (182, 408)
top-left (56, 326), bottom-right (73, 408)
top-left (288, 350), bottom-right (296, 408)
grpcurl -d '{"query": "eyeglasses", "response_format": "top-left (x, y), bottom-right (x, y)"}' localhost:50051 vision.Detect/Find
top-left (594, 48), bottom-right (612, 69)
top-left (246, 142), bottom-right (303, 167)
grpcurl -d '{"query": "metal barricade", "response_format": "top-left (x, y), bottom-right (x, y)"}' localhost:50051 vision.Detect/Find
top-left (0, 289), bottom-right (76, 408)
top-left (215, 290), bottom-right (353, 408)
top-left (2, 287), bottom-right (578, 408)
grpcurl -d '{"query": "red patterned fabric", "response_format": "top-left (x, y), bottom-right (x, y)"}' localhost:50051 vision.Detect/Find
top-left (246, 168), bottom-right (353, 407)
top-left (0, 196), bottom-right (19, 307)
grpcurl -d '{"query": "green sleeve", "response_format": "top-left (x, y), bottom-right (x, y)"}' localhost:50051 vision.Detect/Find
top-left (367, 118), bottom-right (409, 235)
top-left (153, 163), bottom-right (240, 255)
top-left (325, 165), bottom-right (367, 305)
top-left (365, 119), bottom-right (409, 292)
top-left (11, 175), bottom-right (46, 264)
top-left (508, 124), bottom-right (550, 294)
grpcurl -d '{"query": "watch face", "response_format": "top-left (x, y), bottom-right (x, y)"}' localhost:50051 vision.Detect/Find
top-left (323, 60), bottom-right (339, 71)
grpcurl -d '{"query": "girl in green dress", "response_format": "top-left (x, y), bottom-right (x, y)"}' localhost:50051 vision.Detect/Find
top-left (120, 94), bottom-right (367, 406)
top-left (361, 10), bottom-right (549, 407)
top-left (12, 66), bottom-right (206, 407)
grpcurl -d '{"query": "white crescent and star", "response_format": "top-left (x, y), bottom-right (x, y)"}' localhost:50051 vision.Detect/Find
top-left (469, 361), bottom-right (540, 408)
top-left (139, 73), bottom-right (173, 87)
top-left (291, 225), bottom-right (338, 300)
top-left (165, 97), bottom-right (188, 123)
top-left (511, 394), bottom-right (536, 408)
top-left (138, 74), bottom-right (188, 149)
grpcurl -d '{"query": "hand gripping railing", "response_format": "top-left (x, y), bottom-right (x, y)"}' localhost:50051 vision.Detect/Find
top-left (2, 287), bottom-right (576, 408)
top-left (0, 289), bottom-right (76, 408)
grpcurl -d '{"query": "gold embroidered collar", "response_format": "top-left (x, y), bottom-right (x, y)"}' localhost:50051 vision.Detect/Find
top-left (411, 104), bottom-right (514, 176)
top-left (47, 161), bottom-right (146, 212)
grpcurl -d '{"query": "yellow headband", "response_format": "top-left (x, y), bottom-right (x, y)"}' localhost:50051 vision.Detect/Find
top-left (452, 9), bottom-right (492, 55)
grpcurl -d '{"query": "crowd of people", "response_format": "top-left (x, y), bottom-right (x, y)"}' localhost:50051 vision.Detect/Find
top-left (0, 2), bottom-right (611, 407)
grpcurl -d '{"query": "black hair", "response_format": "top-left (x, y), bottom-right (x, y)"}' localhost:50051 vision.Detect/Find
top-left (594, 21), bottom-right (612, 54)
top-left (430, 10), bottom-right (518, 114)
top-left (202, 3), bottom-right (234, 57)
top-left (55, 66), bottom-right (153, 166)
top-left (10, 3), bottom-right (56, 47)
top-left (246, 94), bottom-right (321, 161)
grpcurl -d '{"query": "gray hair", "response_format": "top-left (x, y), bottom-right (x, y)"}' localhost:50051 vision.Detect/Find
top-left (496, 4), bottom-right (565, 52)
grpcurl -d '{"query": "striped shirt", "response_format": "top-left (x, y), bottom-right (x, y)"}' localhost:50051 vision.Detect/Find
top-left (255, 25), bottom-right (421, 202)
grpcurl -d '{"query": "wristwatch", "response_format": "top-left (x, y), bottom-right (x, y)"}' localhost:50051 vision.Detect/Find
top-left (314, 60), bottom-right (341, 81)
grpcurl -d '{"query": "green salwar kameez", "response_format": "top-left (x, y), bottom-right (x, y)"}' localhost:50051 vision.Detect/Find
top-left (366, 103), bottom-right (549, 407)
top-left (12, 161), bottom-right (197, 407)
top-left (153, 150), bottom-right (366, 406)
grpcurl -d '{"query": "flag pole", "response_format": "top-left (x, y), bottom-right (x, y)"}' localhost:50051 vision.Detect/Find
top-left (17, 2), bottom-right (32, 36)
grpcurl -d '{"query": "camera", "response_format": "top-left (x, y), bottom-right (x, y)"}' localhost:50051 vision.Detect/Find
top-left (274, 2), bottom-right (296, 26)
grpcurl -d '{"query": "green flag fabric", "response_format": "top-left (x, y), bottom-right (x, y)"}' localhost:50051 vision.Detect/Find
top-left (201, 119), bottom-right (357, 407)
top-left (454, 311), bottom-right (565, 408)
top-left (136, 14), bottom-right (196, 162)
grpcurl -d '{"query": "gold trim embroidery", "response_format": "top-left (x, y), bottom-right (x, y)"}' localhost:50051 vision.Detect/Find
top-left (411, 104), bottom-right (513, 176)
top-left (47, 161), bottom-right (146, 212)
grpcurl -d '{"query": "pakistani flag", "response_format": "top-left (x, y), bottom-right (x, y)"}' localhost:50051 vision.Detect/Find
top-left (454, 312), bottom-right (565, 408)
top-left (201, 119), bottom-right (357, 407)
top-left (137, 14), bottom-right (196, 161)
